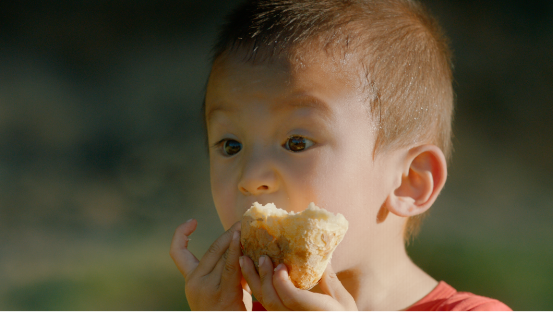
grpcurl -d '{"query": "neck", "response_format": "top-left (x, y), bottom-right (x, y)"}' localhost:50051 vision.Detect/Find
top-left (340, 249), bottom-right (437, 310)
top-left (311, 221), bottom-right (438, 310)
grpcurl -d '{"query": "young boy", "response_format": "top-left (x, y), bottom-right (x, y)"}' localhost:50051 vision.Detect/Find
top-left (170, 0), bottom-right (511, 310)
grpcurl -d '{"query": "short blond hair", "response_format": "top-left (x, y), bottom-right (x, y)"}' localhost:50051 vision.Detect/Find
top-left (210, 0), bottom-right (454, 241)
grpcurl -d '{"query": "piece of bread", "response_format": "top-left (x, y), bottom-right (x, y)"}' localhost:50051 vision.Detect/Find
top-left (240, 202), bottom-right (348, 290)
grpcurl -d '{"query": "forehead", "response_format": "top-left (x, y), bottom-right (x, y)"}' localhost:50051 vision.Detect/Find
top-left (205, 51), bottom-right (362, 121)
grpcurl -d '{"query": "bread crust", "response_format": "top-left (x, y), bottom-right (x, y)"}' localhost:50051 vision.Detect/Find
top-left (240, 202), bottom-right (348, 290)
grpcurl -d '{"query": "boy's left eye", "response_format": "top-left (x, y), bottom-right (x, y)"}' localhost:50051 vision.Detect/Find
top-left (284, 135), bottom-right (314, 152)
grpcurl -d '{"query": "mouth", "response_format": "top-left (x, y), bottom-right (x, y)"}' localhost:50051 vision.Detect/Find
top-left (241, 198), bottom-right (313, 215)
top-left (243, 199), bottom-right (288, 214)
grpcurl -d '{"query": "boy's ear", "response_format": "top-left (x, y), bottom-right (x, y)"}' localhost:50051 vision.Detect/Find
top-left (385, 144), bottom-right (447, 217)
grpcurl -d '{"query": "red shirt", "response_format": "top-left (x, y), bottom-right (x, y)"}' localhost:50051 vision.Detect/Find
top-left (406, 281), bottom-right (511, 311)
top-left (252, 281), bottom-right (511, 311)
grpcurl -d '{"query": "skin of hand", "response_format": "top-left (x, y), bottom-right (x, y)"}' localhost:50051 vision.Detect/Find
top-left (170, 219), bottom-right (253, 311)
top-left (240, 255), bottom-right (358, 311)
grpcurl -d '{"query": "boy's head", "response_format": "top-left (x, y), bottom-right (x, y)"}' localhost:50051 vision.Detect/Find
top-left (205, 0), bottom-right (453, 244)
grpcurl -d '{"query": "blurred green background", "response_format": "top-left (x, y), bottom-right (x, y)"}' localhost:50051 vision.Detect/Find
top-left (0, 0), bottom-right (552, 310)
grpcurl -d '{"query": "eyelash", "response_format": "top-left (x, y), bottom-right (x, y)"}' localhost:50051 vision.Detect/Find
top-left (211, 135), bottom-right (315, 156)
top-left (283, 135), bottom-right (315, 152)
top-left (211, 139), bottom-right (226, 149)
top-left (211, 138), bottom-right (241, 157)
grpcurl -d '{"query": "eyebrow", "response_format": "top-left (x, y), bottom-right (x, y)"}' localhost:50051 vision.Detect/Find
top-left (206, 94), bottom-right (333, 123)
top-left (276, 95), bottom-right (332, 116)
top-left (205, 104), bottom-right (236, 123)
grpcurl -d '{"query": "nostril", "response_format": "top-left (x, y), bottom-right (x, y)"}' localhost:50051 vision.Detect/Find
top-left (240, 185), bottom-right (269, 195)
top-left (240, 187), bottom-right (250, 194)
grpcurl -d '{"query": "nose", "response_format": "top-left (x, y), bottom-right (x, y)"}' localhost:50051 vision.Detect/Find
top-left (238, 151), bottom-right (279, 196)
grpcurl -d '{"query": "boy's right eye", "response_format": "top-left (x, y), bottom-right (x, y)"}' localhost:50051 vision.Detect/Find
top-left (221, 139), bottom-right (242, 156)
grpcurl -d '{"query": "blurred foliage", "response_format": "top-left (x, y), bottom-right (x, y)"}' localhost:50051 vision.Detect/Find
top-left (0, 0), bottom-right (552, 310)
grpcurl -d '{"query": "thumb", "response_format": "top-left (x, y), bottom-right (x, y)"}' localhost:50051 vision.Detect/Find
top-left (272, 263), bottom-right (357, 310)
top-left (318, 262), bottom-right (357, 310)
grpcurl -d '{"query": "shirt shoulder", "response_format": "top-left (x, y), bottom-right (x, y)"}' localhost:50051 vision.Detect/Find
top-left (407, 281), bottom-right (512, 311)
top-left (253, 281), bottom-right (511, 311)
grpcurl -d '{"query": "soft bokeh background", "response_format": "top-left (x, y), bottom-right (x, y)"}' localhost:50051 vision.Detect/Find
top-left (0, 0), bottom-right (552, 310)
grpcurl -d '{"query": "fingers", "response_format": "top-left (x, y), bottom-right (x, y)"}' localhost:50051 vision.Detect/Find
top-left (241, 259), bottom-right (357, 311)
top-left (241, 255), bottom-right (287, 311)
top-left (239, 256), bottom-right (261, 298)
top-left (272, 263), bottom-right (357, 311)
top-left (272, 264), bottom-right (313, 310)
top-left (170, 219), bottom-right (200, 278)
top-left (258, 256), bottom-right (287, 310)
top-left (176, 220), bottom-right (251, 311)
top-left (196, 221), bottom-right (241, 277)
top-left (318, 263), bottom-right (357, 310)
top-left (213, 227), bottom-right (243, 290)
top-left (318, 263), bottom-right (353, 300)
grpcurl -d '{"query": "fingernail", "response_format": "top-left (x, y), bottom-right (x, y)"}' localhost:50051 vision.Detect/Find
top-left (239, 256), bottom-right (244, 269)
top-left (186, 218), bottom-right (193, 223)
top-left (259, 256), bottom-right (265, 266)
top-left (275, 263), bottom-right (285, 272)
top-left (233, 230), bottom-right (240, 241)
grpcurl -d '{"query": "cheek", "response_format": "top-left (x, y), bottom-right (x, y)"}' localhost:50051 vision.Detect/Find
top-left (280, 152), bottom-right (330, 209)
top-left (295, 151), bottom-right (351, 213)
top-left (310, 148), bottom-right (380, 220)
top-left (210, 161), bottom-right (237, 229)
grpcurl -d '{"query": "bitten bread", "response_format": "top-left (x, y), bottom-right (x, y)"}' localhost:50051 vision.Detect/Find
top-left (240, 202), bottom-right (348, 290)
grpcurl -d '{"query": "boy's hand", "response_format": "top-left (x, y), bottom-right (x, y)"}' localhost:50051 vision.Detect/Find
top-left (240, 255), bottom-right (358, 310)
top-left (170, 219), bottom-right (252, 311)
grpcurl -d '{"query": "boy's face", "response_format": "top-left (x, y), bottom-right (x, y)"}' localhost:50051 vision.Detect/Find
top-left (205, 52), bottom-right (397, 270)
